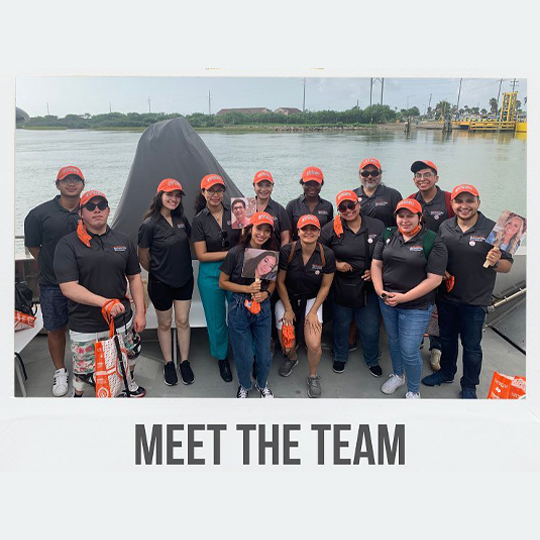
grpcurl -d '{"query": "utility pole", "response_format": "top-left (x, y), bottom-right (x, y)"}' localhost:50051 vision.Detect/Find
top-left (380, 78), bottom-right (385, 105)
top-left (208, 91), bottom-right (211, 115)
top-left (46, 102), bottom-right (50, 115)
top-left (497, 78), bottom-right (504, 104)
top-left (356, 99), bottom-right (359, 108)
top-left (510, 78), bottom-right (518, 92)
top-left (370, 78), bottom-right (373, 106)
top-left (303, 78), bottom-right (306, 112)
top-left (148, 97), bottom-right (151, 113)
top-left (456, 78), bottom-right (463, 118)
top-left (109, 102), bottom-right (112, 113)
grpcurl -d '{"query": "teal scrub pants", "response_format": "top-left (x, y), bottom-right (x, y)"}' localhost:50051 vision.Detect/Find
top-left (197, 261), bottom-right (231, 360)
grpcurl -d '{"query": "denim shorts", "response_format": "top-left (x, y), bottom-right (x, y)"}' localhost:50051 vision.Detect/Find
top-left (39, 285), bottom-right (69, 331)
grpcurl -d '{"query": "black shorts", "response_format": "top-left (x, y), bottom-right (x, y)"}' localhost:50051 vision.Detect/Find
top-left (148, 275), bottom-right (194, 311)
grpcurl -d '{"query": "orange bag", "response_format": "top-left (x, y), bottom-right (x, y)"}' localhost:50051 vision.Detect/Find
top-left (94, 300), bottom-right (133, 398)
top-left (487, 371), bottom-right (526, 399)
top-left (281, 323), bottom-right (295, 349)
top-left (244, 299), bottom-right (261, 315)
top-left (15, 310), bottom-right (36, 332)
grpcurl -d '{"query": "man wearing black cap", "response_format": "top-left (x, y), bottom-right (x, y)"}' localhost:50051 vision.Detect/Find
top-left (408, 160), bottom-right (455, 371)
top-left (24, 165), bottom-right (85, 396)
top-left (54, 190), bottom-right (147, 397)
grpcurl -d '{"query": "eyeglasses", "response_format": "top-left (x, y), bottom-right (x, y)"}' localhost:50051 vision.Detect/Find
top-left (208, 187), bottom-right (225, 194)
top-left (414, 172), bottom-right (434, 179)
top-left (360, 170), bottom-right (380, 178)
top-left (338, 201), bottom-right (357, 212)
top-left (59, 177), bottom-right (83, 184)
top-left (84, 200), bottom-right (108, 212)
top-left (220, 230), bottom-right (230, 250)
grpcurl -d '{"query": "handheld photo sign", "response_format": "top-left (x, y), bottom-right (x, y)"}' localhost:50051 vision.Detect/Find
top-left (231, 197), bottom-right (256, 229)
top-left (484, 210), bottom-right (527, 267)
top-left (241, 248), bottom-right (279, 281)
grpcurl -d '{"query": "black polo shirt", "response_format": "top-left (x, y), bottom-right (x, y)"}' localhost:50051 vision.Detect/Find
top-left (192, 204), bottom-right (240, 253)
top-left (54, 227), bottom-right (141, 333)
top-left (286, 195), bottom-right (334, 239)
top-left (258, 198), bottom-right (291, 245)
top-left (320, 215), bottom-right (385, 274)
top-left (437, 213), bottom-right (513, 307)
top-left (278, 242), bottom-right (336, 299)
top-left (24, 195), bottom-right (80, 287)
top-left (409, 187), bottom-right (452, 232)
top-left (373, 226), bottom-right (448, 310)
top-left (219, 245), bottom-right (271, 292)
top-left (354, 184), bottom-right (402, 227)
top-left (138, 214), bottom-right (193, 288)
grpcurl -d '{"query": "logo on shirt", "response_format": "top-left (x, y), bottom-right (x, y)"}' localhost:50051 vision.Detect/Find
top-left (375, 200), bottom-right (388, 207)
top-left (469, 236), bottom-right (485, 242)
top-left (430, 210), bottom-right (444, 221)
top-left (311, 264), bottom-right (323, 271)
top-left (409, 245), bottom-right (423, 252)
top-left (112, 246), bottom-right (127, 252)
top-left (176, 223), bottom-right (185, 229)
top-left (318, 210), bottom-right (329, 216)
top-left (368, 234), bottom-right (378, 244)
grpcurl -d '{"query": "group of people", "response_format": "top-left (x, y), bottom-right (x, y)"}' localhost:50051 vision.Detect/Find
top-left (24, 158), bottom-right (514, 399)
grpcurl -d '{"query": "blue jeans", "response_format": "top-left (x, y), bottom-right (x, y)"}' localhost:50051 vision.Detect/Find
top-left (379, 300), bottom-right (433, 393)
top-left (228, 293), bottom-right (272, 390)
top-left (333, 291), bottom-right (381, 366)
top-left (436, 298), bottom-right (486, 389)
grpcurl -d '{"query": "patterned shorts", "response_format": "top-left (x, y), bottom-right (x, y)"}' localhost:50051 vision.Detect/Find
top-left (71, 327), bottom-right (141, 376)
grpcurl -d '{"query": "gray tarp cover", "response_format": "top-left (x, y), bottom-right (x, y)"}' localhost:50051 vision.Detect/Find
top-left (111, 117), bottom-right (243, 246)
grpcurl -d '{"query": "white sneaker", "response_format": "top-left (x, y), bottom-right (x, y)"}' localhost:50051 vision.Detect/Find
top-left (406, 391), bottom-right (421, 399)
top-left (381, 373), bottom-right (405, 395)
top-left (52, 368), bottom-right (69, 397)
top-left (430, 348), bottom-right (442, 371)
top-left (256, 383), bottom-right (274, 398)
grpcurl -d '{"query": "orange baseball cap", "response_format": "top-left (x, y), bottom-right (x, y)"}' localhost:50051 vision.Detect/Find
top-left (253, 170), bottom-right (274, 184)
top-left (451, 184), bottom-right (479, 200)
top-left (81, 190), bottom-right (108, 207)
top-left (359, 158), bottom-right (382, 170)
top-left (336, 190), bottom-right (358, 207)
top-left (57, 165), bottom-right (85, 182)
top-left (297, 214), bottom-right (321, 230)
top-left (301, 166), bottom-right (324, 184)
top-left (157, 178), bottom-right (185, 194)
top-left (411, 160), bottom-right (438, 173)
top-left (249, 212), bottom-right (274, 228)
top-left (201, 174), bottom-right (225, 191)
top-left (394, 198), bottom-right (423, 214)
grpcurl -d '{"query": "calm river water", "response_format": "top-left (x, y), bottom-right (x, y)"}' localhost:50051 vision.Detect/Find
top-left (15, 128), bottom-right (526, 248)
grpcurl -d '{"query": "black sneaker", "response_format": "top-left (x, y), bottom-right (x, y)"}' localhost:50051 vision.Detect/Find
top-left (422, 371), bottom-right (454, 387)
top-left (179, 360), bottom-right (194, 385)
top-left (218, 359), bottom-right (233, 382)
top-left (368, 365), bottom-right (383, 378)
top-left (460, 387), bottom-right (477, 399)
top-left (164, 361), bottom-right (178, 386)
top-left (333, 361), bottom-right (346, 373)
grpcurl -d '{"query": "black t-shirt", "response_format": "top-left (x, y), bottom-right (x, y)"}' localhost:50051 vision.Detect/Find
top-left (320, 215), bottom-right (385, 275)
top-left (24, 196), bottom-right (80, 287)
top-left (258, 198), bottom-right (291, 245)
top-left (286, 195), bottom-right (334, 239)
top-left (354, 184), bottom-right (402, 227)
top-left (278, 241), bottom-right (336, 299)
top-left (192, 204), bottom-right (240, 253)
top-left (372, 226), bottom-right (448, 310)
top-left (219, 245), bottom-right (272, 292)
top-left (54, 227), bottom-right (141, 332)
top-left (409, 187), bottom-right (452, 232)
top-left (437, 213), bottom-right (513, 307)
top-left (138, 214), bottom-right (193, 288)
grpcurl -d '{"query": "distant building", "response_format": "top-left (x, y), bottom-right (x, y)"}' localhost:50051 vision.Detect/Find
top-left (216, 107), bottom-right (272, 116)
top-left (275, 107), bottom-right (302, 115)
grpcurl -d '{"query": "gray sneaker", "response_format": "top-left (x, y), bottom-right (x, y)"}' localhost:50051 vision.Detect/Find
top-left (278, 357), bottom-right (299, 377)
top-left (307, 375), bottom-right (321, 398)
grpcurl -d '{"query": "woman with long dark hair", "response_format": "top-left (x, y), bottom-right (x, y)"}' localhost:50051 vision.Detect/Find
top-left (192, 174), bottom-right (241, 382)
top-left (219, 212), bottom-right (278, 398)
top-left (138, 179), bottom-right (194, 386)
top-left (242, 250), bottom-right (279, 281)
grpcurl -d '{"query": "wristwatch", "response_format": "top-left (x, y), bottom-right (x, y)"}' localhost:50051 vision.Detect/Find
top-left (493, 260), bottom-right (500, 269)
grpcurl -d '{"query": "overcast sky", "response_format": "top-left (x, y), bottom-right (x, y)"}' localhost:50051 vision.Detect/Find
top-left (15, 76), bottom-right (527, 118)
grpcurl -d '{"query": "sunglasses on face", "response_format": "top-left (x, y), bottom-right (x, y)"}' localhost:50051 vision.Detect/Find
top-left (59, 177), bottom-right (84, 184)
top-left (360, 170), bottom-right (380, 178)
top-left (338, 201), bottom-right (357, 212)
top-left (84, 200), bottom-right (108, 212)
top-left (414, 172), bottom-right (434, 179)
top-left (220, 230), bottom-right (230, 250)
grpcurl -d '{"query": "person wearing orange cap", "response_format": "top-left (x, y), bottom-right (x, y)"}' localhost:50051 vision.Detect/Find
top-left (354, 158), bottom-right (402, 227)
top-left (24, 165), bottom-right (85, 396)
top-left (192, 174), bottom-right (241, 382)
top-left (54, 190), bottom-right (147, 397)
top-left (371, 198), bottom-right (448, 399)
top-left (219, 212), bottom-right (279, 398)
top-left (275, 214), bottom-right (336, 397)
top-left (138, 179), bottom-right (194, 387)
top-left (252, 170), bottom-right (291, 246)
top-left (408, 160), bottom-right (455, 372)
top-left (320, 190), bottom-right (385, 378)
top-left (422, 185), bottom-right (513, 398)
top-left (286, 166), bottom-right (334, 240)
